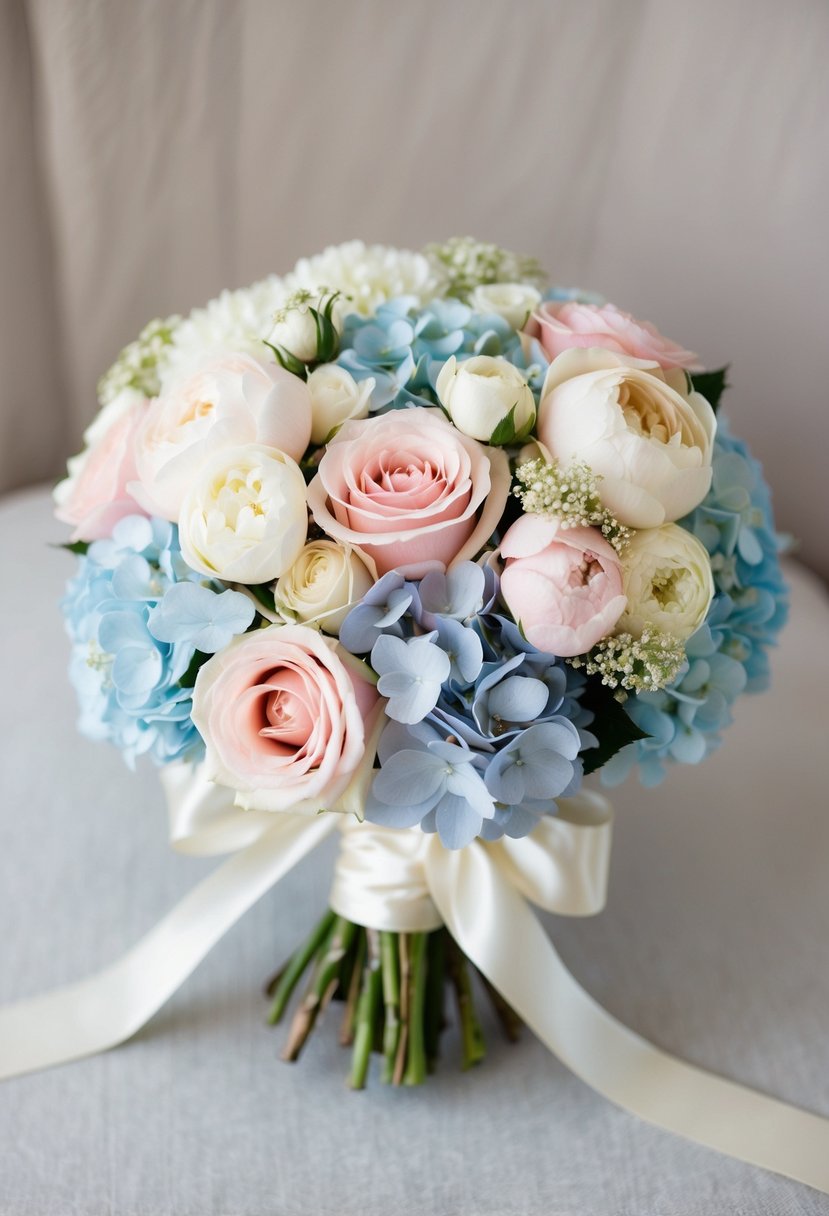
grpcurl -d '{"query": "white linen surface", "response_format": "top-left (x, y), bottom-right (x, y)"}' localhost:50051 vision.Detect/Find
top-left (0, 486), bottom-right (827, 1216)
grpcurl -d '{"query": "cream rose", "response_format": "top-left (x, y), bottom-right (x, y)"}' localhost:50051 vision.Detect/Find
top-left (178, 444), bottom-right (308, 584)
top-left (469, 282), bottom-right (542, 329)
top-left (274, 540), bottom-right (374, 634)
top-left (307, 364), bottom-right (374, 445)
top-left (618, 524), bottom-right (714, 641)
top-left (132, 352), bottom-right (312, 520)
top-left (306, 407), bottom-right (510, 578)
top-left (537, 349), bottom-right (716, 529)
top-left (436, 355), bottom-right (535, 444)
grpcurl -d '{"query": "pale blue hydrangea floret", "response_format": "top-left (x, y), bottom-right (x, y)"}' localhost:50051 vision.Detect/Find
top-left (336, 297), bottom-right (528, 412)
top-left (601, 421), bottom-right (789, 787)
top-left (62, 515), bottom-right (253, 767)
top-left (341, 561), bottom-right (593, 847)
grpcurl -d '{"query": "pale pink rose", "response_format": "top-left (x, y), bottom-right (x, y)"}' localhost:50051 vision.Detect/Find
top-left (131, 352), bottom-right (312, 520)
top-left (192, 624), bottom-right (378, 814)
top-left (54, 390), bottom-right (147, 541)
top-left (499, 515), bottom-right (626, 657)
top-left (306, 407), bottom-right (511, 578)
top-left (526, 301), bottom-right (700, 371)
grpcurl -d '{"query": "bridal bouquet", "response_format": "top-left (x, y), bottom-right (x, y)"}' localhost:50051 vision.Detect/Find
top-left (53, 238), bottom-right (787, 1089)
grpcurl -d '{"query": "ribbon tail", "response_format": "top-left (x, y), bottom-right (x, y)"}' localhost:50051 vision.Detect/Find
top-left (427, 843), bottom-right (829, 1195)
top-left (0, 814), bottom-right (336, 1081)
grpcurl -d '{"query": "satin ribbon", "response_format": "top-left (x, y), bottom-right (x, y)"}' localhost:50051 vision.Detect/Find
top-left (0, 763), bottom-right (828, 1194)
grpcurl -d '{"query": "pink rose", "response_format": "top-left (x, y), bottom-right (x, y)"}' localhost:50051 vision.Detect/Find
top-left (132, 352), bottom-right (313, 520)
top-left (192, 624), bottom-right (378, 814)
top-left (306, 407), bottom-right (510, 578)
top-left (499, 515), bottom-right (626, 657)
top-left (53, 390), bottom-right (147, 541)
top-left (525, 301), bottom-right (699, 371)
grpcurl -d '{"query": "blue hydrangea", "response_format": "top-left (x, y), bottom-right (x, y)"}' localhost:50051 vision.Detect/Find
top-left (342, 561), bottom-right (594, 846)
top-left (601, 420), bottom-right (789, 787)
top-left (62, 515), bottom-right (254, 767)
top-left (336, 297), bottom-right (532, 412)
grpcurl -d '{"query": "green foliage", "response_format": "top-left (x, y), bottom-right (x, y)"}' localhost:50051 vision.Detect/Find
top-left (689, 366), bottom-right (729, 415)
top-left (579, 677), bottom-right (650, 776)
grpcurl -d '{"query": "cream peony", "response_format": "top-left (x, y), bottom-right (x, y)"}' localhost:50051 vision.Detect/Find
top-left (306, 364), bottom-right (374, 445)
top-left (132, 352), bottom-right (312, 521)
top-left (178, 444), bottom-right (308, 584)
top-left (274, 541), bottom-right (374, 634)
top-left (537, 349), bottom-right (716, 529)
top-left (618, 524), bottom-right (714, 641)
top-left (469, 282), bottom-right (542, 329)
top-left (436, 355), bottom-right (535, 444)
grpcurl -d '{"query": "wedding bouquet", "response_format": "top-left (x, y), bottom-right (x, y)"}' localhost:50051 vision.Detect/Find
top-left (53, 238), bottom-right (787, 1091)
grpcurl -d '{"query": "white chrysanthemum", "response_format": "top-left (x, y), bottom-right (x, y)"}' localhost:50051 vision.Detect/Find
top-left (165, 275), bottom-right (292, 372)
top-left (283, 240), bottom-right (445, 315)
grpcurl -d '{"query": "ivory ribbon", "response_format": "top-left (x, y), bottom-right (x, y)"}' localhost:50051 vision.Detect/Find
top-left (1, 763), bottom-right (828, 1194)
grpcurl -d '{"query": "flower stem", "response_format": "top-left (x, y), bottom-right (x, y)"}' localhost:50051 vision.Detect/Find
top-left (403, 932), bottom-right (428, 1086)
top-left (477, 969), bottom-right (523, 1043)
top-left (380, 931), bottom-right (400, 1083)
top-left (282, 916), bottom-right (357, 1061)
top-left (267, 908), bottom-right (336, 1025)
top-left (424, 928), bottom-right (447, 1071)
top-left (339, 927), bottom-right (366, 1047)
top-left (448, 938), bottom-right (486, 1071)
top-left (393, 933), bottom-right (411, 1085)
top-left (349, 932), bottom-right (382, 1090)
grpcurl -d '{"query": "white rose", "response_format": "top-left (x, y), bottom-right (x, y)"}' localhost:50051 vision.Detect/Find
top-left (178, 444), bottom-right (308, 584)
top-left (537, 348), bottom-right (716, 529)
top-left (436, 355), bottom-right (535, 444)
top-left (618, 524), bottom-right (714, 641)
top-left (274, 540), bottom-right (374, 634)
top-left (268, 293), bottom-right (345, 364)
top-left (306, 364), bottom-right (374, 445)
top-left (469, 282), bottom-right (542, 329)
top-left (132, 352), bottom-right (312, 521)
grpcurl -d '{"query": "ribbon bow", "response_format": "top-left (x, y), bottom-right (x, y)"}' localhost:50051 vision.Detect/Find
top-left (0, 764), bottom-right (828, 1194)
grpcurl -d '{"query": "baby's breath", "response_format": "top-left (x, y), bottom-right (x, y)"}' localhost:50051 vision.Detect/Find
top-left (98, 315), bottom-right (180, 405)
top-left (513, 458), bottom-right (631, 554)
top-left (425, 236), bottom-right (547, 299)
top-left (568, 627), bottom-right (686, 696)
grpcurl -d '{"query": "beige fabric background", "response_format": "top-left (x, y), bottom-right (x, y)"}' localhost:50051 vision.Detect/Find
top-left (4, 0), bottom-right (828, 576)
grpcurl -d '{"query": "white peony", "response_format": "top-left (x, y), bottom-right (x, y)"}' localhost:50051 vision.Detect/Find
top-left (307, 364), bottom-right (374, 445)
top-left (436, 355), bottom-right (535, 443)
top-left (178, 444), bottom-right (308, 584)
top-left (165, 276), bottom-right (291, 372)
top-left (537, 348), bottom-right (716, 529)
top-left (469, 282), bottom-right (542, 329)
top-left (274, 540), bottom-right (374, 634)
top-left (618, 524), bottom-right (714, 641)
top-left (132, 351), bottom-right (312, 521)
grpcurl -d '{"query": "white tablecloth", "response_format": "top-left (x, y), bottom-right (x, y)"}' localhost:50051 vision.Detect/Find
top-left (1, 487), bottom-right (827, 1215)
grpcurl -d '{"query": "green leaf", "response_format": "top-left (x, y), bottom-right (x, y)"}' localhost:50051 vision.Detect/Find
top-left (579, 676), bottom-right (650, 776)
top-left (262, 339), bottom-right (307, 380)
top-left (53, 540), bottom-right (90, 556)
top-left (248, 582), bottom-right (276, 614)
top-left (689, 366), bottom-right (729, 414)
top-left (178, 650), bottom-right (211, 689)
top-left (489, 404), bottom-right (518, 446)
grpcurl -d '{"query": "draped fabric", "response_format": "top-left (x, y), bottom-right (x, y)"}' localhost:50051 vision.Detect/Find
top-left (2, 0), bottom-right (828, 578)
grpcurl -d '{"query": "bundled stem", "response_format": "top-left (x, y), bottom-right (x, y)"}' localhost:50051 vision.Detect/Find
top-left (266, 913), bottom-right (517, 1086)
